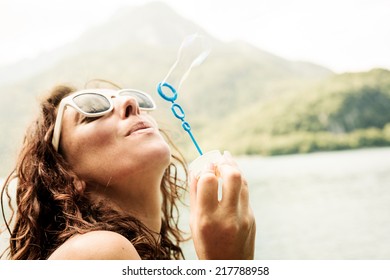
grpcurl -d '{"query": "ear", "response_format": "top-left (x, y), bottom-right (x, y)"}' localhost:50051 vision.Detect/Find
top-left (73, 178), bottom-right (86, 193)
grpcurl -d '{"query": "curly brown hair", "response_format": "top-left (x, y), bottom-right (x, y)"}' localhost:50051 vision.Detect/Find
top-left (1, 83), bottom-right (188, 260)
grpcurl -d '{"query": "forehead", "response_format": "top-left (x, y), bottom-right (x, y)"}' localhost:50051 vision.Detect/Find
top-left (71, 89), bottom-right (117, 96)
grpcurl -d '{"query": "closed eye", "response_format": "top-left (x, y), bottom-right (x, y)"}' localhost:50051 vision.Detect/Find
top-left (80, 116), bottom-right (102, 124)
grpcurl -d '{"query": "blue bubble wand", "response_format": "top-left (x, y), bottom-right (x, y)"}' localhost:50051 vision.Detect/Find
top-left (157, 34), bottom-right (210, 156)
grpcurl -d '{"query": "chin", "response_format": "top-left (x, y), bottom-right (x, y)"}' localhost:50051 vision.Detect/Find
top-left (129, 128), bottom-right (173, 171)
top-left (157, 142), bottom-right (172, 167)
top-left (145, 139), bottom-right (172, 169)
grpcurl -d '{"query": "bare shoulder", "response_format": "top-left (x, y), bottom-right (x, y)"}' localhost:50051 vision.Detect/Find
top-left (48, 230), bottom-right (141, 260)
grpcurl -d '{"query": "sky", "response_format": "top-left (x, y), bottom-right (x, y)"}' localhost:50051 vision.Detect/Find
top-left (1, 0), bottom-right (389, 73)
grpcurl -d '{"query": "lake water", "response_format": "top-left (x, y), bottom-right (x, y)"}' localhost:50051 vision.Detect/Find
top-left (2, 147), bottom-right (390, 259)
top-left (180, 147), bottom-right (390, 260)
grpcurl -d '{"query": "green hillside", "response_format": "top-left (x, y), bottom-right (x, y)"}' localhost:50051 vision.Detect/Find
top-left (197, 68), bottom-right (390, 156)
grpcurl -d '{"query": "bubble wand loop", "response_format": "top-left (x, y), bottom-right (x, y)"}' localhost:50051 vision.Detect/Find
top-left (157, 34), bottom-right (210, 156)
top-left (157, 82), bottom-right (203, 155)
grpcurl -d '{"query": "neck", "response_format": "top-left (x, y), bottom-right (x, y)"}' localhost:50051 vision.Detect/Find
top-left (118, 190), bottom-right (162, 235)
top-left (88, 172), bottom-right (164, 235)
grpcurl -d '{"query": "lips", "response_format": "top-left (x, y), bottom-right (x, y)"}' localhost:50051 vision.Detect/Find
top-left (126, 121), bottom-right (152, 136)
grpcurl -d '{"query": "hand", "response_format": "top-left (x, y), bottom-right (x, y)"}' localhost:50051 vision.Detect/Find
top-left (189, 151), bottom-right (256, 259)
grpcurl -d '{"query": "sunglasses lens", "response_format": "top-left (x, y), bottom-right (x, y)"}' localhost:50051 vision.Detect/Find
top-left (73, 93), bottom-right (111, 114)
top-left (120, 91), bottom-right (155, 109)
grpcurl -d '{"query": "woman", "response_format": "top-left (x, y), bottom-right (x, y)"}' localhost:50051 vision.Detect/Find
top-left (1, 81), bottom-right (256, 260)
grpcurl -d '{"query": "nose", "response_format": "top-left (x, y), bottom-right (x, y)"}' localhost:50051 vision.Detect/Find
top-left (116, 95), bottom-right (141, 119)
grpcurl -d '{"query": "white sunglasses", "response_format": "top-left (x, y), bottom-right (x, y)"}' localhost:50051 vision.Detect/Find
top-left (51, 89), bottom-right (156, 151)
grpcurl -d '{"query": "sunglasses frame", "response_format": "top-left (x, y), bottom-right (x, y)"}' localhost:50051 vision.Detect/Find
top-left (51, 89), bottom-right (156, 152)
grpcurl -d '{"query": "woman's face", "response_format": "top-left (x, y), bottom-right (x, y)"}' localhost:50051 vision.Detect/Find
top-left (59, 94), bottom-right (171, 191)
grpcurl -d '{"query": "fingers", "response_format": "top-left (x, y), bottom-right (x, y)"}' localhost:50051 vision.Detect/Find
top-left (191, 163), bottom-right (220, 213)
top-left (189, 172), bottom-right (198, 210)
top-left (190, 151), bottom-right (250, 211)
top-left (217, 151), bottom-right (248, 208)
top-left (217, 162), bottom-right (242, 207)
top-left (239, 180), bottom-right (250, 210)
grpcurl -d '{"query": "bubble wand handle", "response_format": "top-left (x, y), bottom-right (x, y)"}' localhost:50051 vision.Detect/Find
top-left (157, 81), bottom-right (203, 155)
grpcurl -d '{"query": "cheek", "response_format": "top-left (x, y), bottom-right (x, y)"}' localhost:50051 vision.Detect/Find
top-left (80, 123), bottom-right (116, 151)
top-left (62, 121), bottom-right (118, 170)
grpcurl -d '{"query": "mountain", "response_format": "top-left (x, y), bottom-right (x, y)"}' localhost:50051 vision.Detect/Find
top-left (0, 1), bottom-right (336, 175)
top-left (199, 68), bottom-right (390, 155)
top-left (0, 2), bottom-right (210, 87)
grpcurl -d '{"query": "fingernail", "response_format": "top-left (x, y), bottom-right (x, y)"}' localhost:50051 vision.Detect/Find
top-left (199, 163), bottom-right (214, 176)
top-left (189, 171), bottom-right (201, 185)
top-left (205, 162), bottom-right (215, 171)
top-left (223, 150), bottom-right (232, 159)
